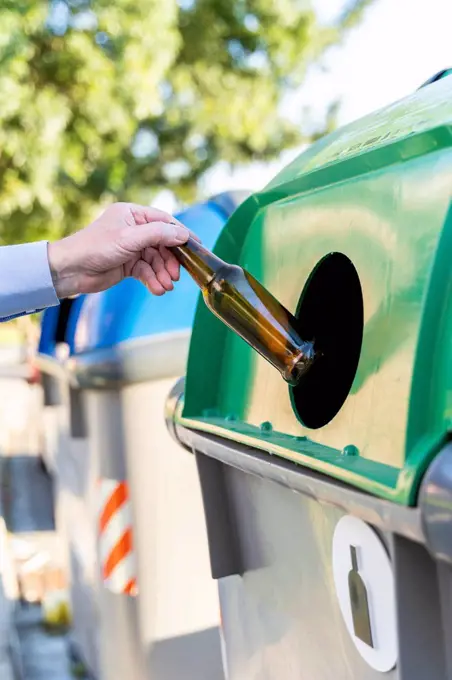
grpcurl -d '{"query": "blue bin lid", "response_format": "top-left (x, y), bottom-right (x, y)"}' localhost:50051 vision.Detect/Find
top-left (73, 199), bottom-right (233, 353)
top-left (38, 306), bottom-right (61, 356)
top-left (38, 295), bottom-right (86, 357)
top-left (66, 295), bottom-right (86, 354)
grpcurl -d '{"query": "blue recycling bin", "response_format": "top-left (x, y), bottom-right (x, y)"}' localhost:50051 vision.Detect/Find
top-left (64, 192), bottom-right (249, 680)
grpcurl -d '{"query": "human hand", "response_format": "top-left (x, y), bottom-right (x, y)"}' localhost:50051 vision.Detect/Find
top-left (48, 203), bottom-right (192, 298)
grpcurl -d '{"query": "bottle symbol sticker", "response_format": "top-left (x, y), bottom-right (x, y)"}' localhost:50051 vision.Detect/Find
top-left (332, 515), bottom-right (397, 672)
top-left (348, 545), bottom-right (373, 647)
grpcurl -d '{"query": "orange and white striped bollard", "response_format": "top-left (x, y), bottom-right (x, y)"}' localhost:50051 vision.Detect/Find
top-left (98, 479), bottom-right (138, 597)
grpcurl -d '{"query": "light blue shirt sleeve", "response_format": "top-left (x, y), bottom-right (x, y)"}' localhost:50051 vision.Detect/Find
top-left (0, 241), bottom-right (60, 321)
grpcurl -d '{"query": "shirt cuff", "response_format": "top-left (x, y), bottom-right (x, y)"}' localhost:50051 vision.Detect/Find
top-left (0, 241), bottom-right (59, 319)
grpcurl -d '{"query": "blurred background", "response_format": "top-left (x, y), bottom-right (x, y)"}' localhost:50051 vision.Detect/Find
top-left (0, 0), bottom-right (450, 249)
top-left (1, 0), bottom-right (449, 349)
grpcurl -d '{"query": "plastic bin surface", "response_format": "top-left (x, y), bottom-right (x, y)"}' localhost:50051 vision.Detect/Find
top-left (176, 76), bottom-right (452, 506)
top-left (38, 295), bottom-right (86, 357)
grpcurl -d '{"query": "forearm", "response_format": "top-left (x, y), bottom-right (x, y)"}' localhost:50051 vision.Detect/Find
top-left (47, 239), bottom-right (83, 299)
top-left (0, 203), bottom-right (190, 322)
top-left (0, 242), bottom-right (59, 320)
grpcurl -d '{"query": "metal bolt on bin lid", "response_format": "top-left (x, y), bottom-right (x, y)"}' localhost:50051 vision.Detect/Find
top-left (342, 445), bottom-right (359, 457)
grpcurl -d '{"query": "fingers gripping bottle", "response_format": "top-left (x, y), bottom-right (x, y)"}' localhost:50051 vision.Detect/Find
top-left (171, 237), bottom-right (316, 385)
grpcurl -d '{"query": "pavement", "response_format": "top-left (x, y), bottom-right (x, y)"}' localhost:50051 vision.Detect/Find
top-left (0, 374), bottom-right (79, 680)
top-left (14, 604), bottom-right (73, 680)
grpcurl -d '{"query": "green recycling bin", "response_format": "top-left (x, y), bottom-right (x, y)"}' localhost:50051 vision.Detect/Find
top-left (166, 73), bottom-right (452, 679)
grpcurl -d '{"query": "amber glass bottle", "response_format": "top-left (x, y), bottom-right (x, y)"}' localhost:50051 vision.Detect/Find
top-left (171, 237), bottom-right (316, 385)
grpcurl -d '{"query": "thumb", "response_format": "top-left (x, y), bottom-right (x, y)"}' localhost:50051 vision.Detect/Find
top-left (129, 221), bottom-right (190, 250)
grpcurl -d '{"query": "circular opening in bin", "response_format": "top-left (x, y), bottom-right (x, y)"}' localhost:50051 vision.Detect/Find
top-left (290, 252), bottom-right (363, 429)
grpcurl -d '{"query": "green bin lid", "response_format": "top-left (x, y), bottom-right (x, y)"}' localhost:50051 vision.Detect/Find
top-left (178, 75), bottom-right (452, 506)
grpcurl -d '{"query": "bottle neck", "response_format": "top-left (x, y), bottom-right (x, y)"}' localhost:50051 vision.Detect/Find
top-left (171, 237), bottom-right (225, 289)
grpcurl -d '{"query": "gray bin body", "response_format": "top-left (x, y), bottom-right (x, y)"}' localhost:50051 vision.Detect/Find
top-left (168, 383), bottom-right (452, 680)
top-left (38, 358), bottom-right (71, 476)
top-left (83, 388), bottom-right (145, 680)
top-left (123, 377), bottom-right (223, 679)
top-left (71, 334), bottom-right (224, 680)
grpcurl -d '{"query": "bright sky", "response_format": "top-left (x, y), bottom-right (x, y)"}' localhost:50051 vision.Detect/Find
top-left (155, 0), bottom-right (452, 211)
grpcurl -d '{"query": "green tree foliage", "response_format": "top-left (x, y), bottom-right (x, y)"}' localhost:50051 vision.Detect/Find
top-left (0, 0), bottom-right (373, 243)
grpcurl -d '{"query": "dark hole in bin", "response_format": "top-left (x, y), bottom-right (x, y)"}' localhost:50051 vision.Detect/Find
top-left (55, 298), bottom-right (74, 344)
top-left (290, 252), bottom-right (363, 429)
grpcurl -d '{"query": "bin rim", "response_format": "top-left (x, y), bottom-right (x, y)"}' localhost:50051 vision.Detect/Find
top-left (34, 352), bottom-right (74, 384)
top-left (68, 328), bottom-right (191, 390)
top-left (166, 384), bottom-right (452, 567)
top-left (167, 398), bottom-right (424, 546)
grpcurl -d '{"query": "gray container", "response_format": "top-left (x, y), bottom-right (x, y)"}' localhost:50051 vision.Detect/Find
top-left (67, 193), bottom-right (248, 680)
top-left (166, 378), bottom-right (452, 680)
